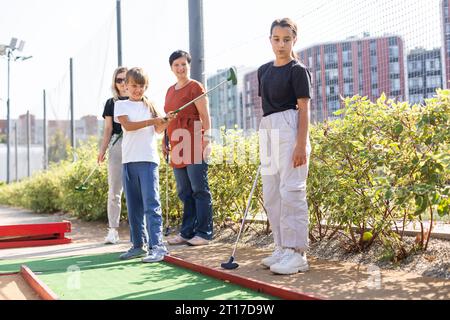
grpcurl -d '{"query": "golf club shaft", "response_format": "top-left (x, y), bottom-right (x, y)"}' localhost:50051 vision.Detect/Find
top-left (79, 133), bottom-right (122, 188)
top-left (231, 166), bottom-right (261, 257)
top-left (172, 78), bottom-right (229, 115)
top-left (164, 130), bottom-right (170, 232)
top-left (80, 165), bottom-right (98, 187)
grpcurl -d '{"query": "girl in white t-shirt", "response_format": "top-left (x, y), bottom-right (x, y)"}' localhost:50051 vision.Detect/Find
top-left (115, 67), bottom-right (174, 263)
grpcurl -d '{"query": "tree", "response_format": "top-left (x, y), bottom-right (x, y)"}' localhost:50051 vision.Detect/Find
top-left (48, 129), bottom-right (70, 164)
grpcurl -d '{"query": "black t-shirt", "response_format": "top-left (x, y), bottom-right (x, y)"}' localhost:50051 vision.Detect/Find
top-left (258, 60), bottom-right (312, 117)
top-left (102, 97), bottom-right (128, 135)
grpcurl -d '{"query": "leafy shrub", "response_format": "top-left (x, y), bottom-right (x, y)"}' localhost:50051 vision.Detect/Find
top-left (0, 91), bottom-right (448, 260)
top-left (309, 90), bottom-right (450, 256)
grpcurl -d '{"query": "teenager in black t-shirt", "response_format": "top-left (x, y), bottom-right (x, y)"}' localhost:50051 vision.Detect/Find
top-left (98, 67), bottom-right (128, 244)
top-left (258, 18), bottom-right (312, 275)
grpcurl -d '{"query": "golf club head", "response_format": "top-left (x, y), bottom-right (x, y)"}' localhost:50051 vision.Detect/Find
top-left (221, 256), bottom-right (239, 270)
top-left (75, 185), bottom-right (88, 192)
top-left (227, 67), bottom-right (238, 86)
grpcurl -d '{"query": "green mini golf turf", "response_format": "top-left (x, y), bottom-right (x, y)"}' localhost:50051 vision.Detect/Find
top-left (0, 253), bottom-right (277, 300)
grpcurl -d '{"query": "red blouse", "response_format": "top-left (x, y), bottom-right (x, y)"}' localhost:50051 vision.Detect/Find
top-left (164, 80), bottom-right (206, 169)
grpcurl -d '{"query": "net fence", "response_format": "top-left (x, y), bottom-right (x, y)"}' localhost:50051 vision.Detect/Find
top-left (1, 0), bottom-right (445, 181)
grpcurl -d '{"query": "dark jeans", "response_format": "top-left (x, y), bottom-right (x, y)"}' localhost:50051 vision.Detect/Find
top-left (173, 162), bottom-right (213, 240)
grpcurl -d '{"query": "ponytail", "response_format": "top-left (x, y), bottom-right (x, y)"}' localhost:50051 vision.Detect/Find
top-left (143, 96), bottom-right (160, 118)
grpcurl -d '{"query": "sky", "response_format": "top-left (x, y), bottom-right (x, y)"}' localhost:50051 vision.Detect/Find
top-left (0, 0), bottom-right (443, 120)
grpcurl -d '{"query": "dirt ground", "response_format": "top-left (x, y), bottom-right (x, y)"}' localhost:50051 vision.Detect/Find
top-left (1, 209), bottom-right (449, 300)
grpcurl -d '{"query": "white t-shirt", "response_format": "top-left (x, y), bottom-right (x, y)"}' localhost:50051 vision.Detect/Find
top-left (114, 100), bottom-right (160, 165)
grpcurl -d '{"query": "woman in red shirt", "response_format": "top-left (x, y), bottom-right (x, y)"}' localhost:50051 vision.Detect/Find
top-left (163, 50), bottom-right (213, 246)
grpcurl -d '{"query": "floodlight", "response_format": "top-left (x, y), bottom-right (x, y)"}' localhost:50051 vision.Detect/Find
top-left (18, 40), bottom-right (25, 52)
top-left (9, 38), bottom-right (17, 49)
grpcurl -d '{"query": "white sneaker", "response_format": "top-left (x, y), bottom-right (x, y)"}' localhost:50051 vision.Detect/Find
top-left (261, 247), bottom-right (285, 268)
top-left (104, 228), bottom-right (119, 244)
top-left (270, 249), bottom-right (309, 275)
top-left (142, 246), bottom-right (168, 263)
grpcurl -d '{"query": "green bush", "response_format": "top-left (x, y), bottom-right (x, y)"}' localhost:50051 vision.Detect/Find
top-left (58, 141), bottom-right (110, 221)
top-left (0, 91), bottom-right (448, 260)
top-left (160, 128), bottom-right (262, 229)
top-left (309, 90), bottom-right (450, 256)
top-left (21, 167), bottom-right (64, 213)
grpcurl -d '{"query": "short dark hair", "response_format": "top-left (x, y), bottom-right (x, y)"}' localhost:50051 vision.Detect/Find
top-left (169, 50), bottom-right (192, 66)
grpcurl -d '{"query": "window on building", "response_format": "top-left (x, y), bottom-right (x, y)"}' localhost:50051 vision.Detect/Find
top-left (426, 58), bottom-right (441, 72)
top-left (315, 70), bottom-right (322, 84)
top-left (389, 62), bottom-right (400, 74)
top-left (388, 37), bottom-right (398, 46)
top-left (370, 55), bottom-right (377, 66)
top-left (371, 71), bottom-right (378, 85)
top-left (325, 68), bottom-right (338, 82)
top-left (342, 42), bottom-right (352, 51)
top-left (372, 88), bottom-right (379, 97)
top-left (344, 83), bottom-right (354, 96)
top-left (389, 46), bottom-right (399, 58)
top-left (370, 41), bottom-right (377, 55)
top-left (316, 85), bottom-right (322, 99)
top-left (391, 78), bottom-right (401, 92)
top-left (426, 76), bottom-right (442, 88)
top-left (326, 84), bottom-right (339, 96)
top-left (325, 53), bottom-right (338, 65)
top-left (316, 102), bottom-right (323, 122)
top-left (343, 66), bottom-right (353, 79)
top-left (408, 61), bottom-right (422, 72)
top-left (342, 50), bottom-right (352, 64)
top-left (409, 78), bottom-right (423, 89)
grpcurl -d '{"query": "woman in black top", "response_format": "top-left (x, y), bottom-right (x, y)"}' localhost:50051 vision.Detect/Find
top-left (258, 18), bottom-right (312, 275)
top-left (98, 67), bottom-right (128, 244)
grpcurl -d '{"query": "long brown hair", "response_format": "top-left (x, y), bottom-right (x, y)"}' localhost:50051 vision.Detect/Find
top-left (125, 68), bottom-right (160, 118)
top-left (270, 18), bottom-right (298, 60)
top-left (111, 66), bottom-right (128, 100)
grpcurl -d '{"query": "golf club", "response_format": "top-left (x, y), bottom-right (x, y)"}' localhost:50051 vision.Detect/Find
top-left (221, 166), bottom-right (261, 270)
top-left (75, 132), bottom-right (123, 191)
top-left (164, 130), bottom-right (171, 237)
top-left (170, 67), bottom-right (237, 116)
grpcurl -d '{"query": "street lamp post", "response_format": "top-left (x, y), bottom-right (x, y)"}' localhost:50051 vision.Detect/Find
top-left (0, 38), bottom-right (31, 184)
top-left (6, 47), bottom-right (11, 184)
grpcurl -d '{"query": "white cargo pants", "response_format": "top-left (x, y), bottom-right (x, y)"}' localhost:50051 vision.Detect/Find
top-left (107, 134), bottom-right (123, 228)
top-left (259, 109), bottom-right (310, 251)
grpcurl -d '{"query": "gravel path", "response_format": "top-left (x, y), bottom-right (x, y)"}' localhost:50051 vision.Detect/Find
top-left (212, 223), bottom-right (450, 280)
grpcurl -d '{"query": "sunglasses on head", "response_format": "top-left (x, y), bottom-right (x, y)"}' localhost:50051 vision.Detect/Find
top-left (115, 78), bottom-right (126, 84)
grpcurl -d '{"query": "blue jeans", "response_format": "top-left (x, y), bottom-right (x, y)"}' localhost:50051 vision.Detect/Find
top-left (173, 162), bottom-right (213, 240)
top-left (123, 162), bottom-right (164, 249)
